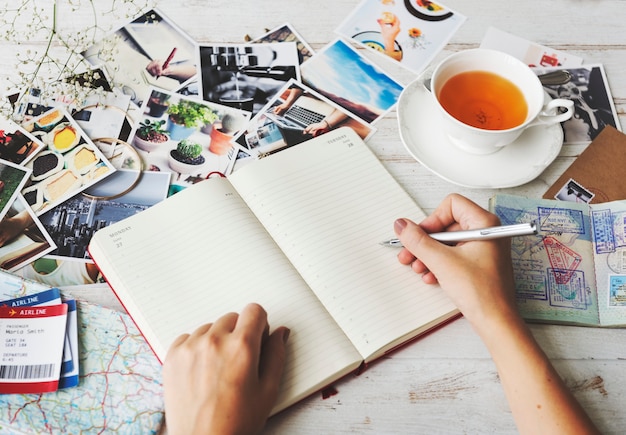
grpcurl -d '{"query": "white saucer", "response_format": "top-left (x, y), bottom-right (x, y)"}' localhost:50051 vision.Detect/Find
top-left (397, 78), bottom-right (564, 189)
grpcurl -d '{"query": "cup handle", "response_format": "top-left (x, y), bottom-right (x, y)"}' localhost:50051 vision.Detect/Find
top-left (527, 98), bottom-right (574, 127)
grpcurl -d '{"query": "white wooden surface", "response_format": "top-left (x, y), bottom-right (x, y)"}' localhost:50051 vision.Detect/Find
top-left (4, 1), bottom-right (626, 433)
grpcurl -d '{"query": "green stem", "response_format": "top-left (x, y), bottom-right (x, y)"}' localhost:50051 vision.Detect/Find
top-left (16, 1), bottom-right (57, 113)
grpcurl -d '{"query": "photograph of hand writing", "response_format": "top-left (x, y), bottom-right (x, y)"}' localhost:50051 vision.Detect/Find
top-left (81, 9), bottom-right (198, 106)
top-left (161, 194), bottom-right (600, 435)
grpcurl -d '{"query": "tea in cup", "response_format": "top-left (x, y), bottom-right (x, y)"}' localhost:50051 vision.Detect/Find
top-left (430, 48), bottom-right (574, 154)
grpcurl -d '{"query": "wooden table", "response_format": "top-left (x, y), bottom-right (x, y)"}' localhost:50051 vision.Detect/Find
top-left (4, 1), bottom-right (626, 433)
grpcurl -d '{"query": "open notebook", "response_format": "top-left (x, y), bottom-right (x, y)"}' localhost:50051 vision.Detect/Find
top-left (88, 127), bottom-right (458, 414)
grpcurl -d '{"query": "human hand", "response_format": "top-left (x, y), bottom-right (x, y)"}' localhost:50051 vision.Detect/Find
top-left (302, 121), bottom-right (329, 137)
top-left (162, 303), bottom-right (290, 435)
top-left (146, 60), bottom-right (195, 81)
top-left (377, 14), bottom-right (401, 41)
top-left (394, 194), bottom-right (517, 333)
top-left (273, 102), bottom-right (290, 116)
top-left (376, 14), bottom-right (402, 61)
top-left (146, 59), bottom-right (166, 77)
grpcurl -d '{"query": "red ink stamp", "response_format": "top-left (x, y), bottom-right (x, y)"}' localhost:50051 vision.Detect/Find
top-left (543, 236), bottom-right (582, 284)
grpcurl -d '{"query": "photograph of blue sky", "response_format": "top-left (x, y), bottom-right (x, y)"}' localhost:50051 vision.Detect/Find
top-left (300, 39), bottom-right (404, 123)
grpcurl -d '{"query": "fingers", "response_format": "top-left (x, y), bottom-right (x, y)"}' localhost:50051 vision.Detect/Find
top-left (235, 303), bottom-right (270, 359)
top-left (394, 218), bottom-right (452, 273)
top-left (419, 193), bottom-right (500, 234)
top-left (259, 326), bottom-right (290, 395)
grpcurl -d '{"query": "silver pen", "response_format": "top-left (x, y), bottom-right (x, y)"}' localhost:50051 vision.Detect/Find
top-left (380, 221), bottom-right (537, 247)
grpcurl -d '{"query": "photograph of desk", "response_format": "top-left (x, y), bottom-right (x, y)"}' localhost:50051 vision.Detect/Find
top-left (2, 1), bottom-right (624, 433)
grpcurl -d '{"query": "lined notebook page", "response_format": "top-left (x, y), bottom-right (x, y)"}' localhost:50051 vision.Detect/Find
top-left (88, 179), bottom-right (363, 413)
top-left (231, 128), bottom-right (458, 360)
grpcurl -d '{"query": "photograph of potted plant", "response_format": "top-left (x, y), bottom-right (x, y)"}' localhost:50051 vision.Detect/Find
top-left (168, 138), bottom-right (206, 173)
top-left (209, 112), bottom-right (248, 155)
top-left (166, 100), bottom-right (218, 141)
top-left (133, 119), bottom-right (170, 152)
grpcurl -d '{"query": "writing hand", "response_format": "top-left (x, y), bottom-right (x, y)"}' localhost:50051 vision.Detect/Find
top-left (394, 194), bottom-right (600, 434)
top-left (394, 193), bottom-right (516, 329)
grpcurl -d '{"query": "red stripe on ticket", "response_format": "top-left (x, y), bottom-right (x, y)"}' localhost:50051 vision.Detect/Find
top-left (0, 304), bottom-right (68, 319)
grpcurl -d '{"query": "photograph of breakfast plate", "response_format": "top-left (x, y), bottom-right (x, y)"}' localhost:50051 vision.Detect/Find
top-left (41, 169), bottom-right (84, 204)
top-left (29, 150), bottom-right (64, 182)
top-left (397, 78), bottom-right (563, 189)
top-left (404, 0), bottom-right (454, 21)
top-left (21, 184), bottom-right (44, 212)
top-left (21, 107), bottom-right (116, 215)
top-left (45, 122), bottom-right (81, 153)
top-left (67, 145), bottom-right (100, 175)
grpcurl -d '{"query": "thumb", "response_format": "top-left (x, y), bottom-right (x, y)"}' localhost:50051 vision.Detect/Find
top-left (259, 327), bottom-right (290, 397)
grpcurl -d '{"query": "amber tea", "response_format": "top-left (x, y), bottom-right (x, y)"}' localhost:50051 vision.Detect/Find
top-left (437, 71), bottom-right (528, 130)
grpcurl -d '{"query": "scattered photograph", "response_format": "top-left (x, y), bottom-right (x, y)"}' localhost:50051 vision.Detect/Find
top-left (0, 118), bottom-right (45, 165)
top-left (17, 256), bottom-right (103, 287)
top-left (21, 107), bottom-right (116, 215)
top-left (535, 65), bottom-right (621, 144)
top-left (0, 195), bottom-right (56, 271)
top-left (480, 27), bottom-right (584, 68)
top-left (336, 0), bottom-right (466, 74)
top-left (554, 178), bottom-right (595, 203)
top-left (198, 42), bottom-right (300, 116)
top-left (235, 79), bottom-right (375, 157)
top-left (12, 68), bottom-right (118, 120)
top-left (129, 87), bottom-right (251, 190)
top-left (300, 39), bottom-right (404, 124)
top-left (252, 23), bottom-right (315, 64)
top-left (37, 170), bottom-right (170, 262)
top-left (0, 158), bottom-right (32, 222)
top-left (71, 92), bottom-right (133, 143)
top-left (81, 8), bottom-right (199, 107)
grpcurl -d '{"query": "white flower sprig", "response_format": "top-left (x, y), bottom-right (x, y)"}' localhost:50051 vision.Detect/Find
top-left (0, 0), bottom-right (153, 119)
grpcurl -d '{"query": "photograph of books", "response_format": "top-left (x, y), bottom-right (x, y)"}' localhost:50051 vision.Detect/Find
top-left (490, 193), bottom-right (626, 327)
top-left (0, 195), bottom-right (56, 271)
top-left (88, 127), bottom-right (459, 415)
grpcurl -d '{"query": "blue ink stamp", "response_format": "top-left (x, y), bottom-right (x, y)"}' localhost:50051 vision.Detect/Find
top-left (538, 207), bottom-right (584, 234)
top-left (547, 268), bottom-right (588, 309)
top-left (591, 208), bottom-right (615, 254)
top-left (609, 275), bottom-right (626, 307)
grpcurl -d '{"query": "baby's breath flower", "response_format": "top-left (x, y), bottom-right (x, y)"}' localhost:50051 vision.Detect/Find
top-left (0, 0), bottom-right (154, 120)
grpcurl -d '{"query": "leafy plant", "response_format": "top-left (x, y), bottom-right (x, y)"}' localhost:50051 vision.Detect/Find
top-left (136, 119), bottom-right (168, 142)
top-left (176, 139), bottom-right (202, 159)
top-left (167, 100), bottom-right (218, 128)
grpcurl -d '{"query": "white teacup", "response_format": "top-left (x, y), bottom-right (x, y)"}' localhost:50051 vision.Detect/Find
top-left (430, 48), bottom-right (574, 154)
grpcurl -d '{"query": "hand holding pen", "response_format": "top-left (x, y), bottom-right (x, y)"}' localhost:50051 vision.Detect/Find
top-left (391, 193), bottom-right (599, 434)
top-left (392, 193), bottom-right (522, 289)
top-left (146, 47), bottom-right (177, 78)
top-left (381, 221), bottom-right (536, 247)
